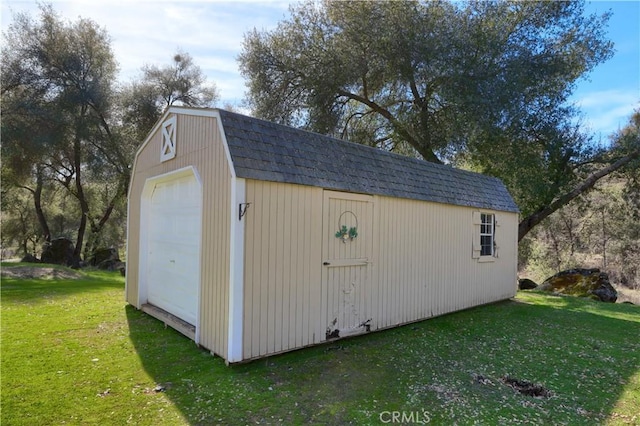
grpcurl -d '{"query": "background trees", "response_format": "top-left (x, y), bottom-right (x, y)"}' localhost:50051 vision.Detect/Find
top-left (2, 4), bottom-right (120, 263)
top-left (1, 1), bottom-right (637, 290)
top-left (1, 4), bottom-right (217, 263)
top-left (239, 0), bottom-right (638, 242)
top-left (119, 50), bottom-right (219, 143)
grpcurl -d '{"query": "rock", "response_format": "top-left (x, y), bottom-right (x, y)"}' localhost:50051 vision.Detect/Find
top-left (41, 238), bottom-right (75, 267)
top-left (86, 247), bottom-right (125, 274)
top-left (518, 278), bottom-right (538, 290)
top-left (21, 253), bottom-right (40, 263)
top-left (88, 248), bottom-right (120, 268)
top-left (538, 268), bottom-right (617, 302)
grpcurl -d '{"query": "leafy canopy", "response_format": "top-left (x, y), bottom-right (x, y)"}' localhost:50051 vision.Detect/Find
top-left (239, 0), bottom-right (614, 222)
top-left (1, 4), bottom-right (219, 259)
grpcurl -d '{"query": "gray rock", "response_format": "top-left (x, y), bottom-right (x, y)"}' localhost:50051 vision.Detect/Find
top-left (538, 268), bottom-right (617, 302)
top-left (21, 253), bottom-right (40, 263)
top-left (41, 238), bottom-right (75, 267)
top-left (518, 278), bottom-right (538, 290)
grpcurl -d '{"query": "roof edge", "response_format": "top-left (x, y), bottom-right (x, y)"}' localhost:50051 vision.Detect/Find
top-left (129, 107), bottom-right (223, 201)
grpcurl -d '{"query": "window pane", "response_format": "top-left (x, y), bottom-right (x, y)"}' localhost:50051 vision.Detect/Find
top-left (481, 235), bottom-right (492, 256)
top-left (478, 213), bottom-right (494, 257)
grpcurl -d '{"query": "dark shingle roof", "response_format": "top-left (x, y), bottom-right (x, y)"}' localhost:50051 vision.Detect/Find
top-left (218, 109), bottom-right (519, 213)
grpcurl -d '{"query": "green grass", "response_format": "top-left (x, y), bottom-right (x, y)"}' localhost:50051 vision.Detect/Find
top-left (2, 264), bottom-right (639, 425)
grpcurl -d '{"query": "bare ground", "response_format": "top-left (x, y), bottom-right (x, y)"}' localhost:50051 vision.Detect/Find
top-left (1, 265), bottom-right (83, 280)
top-left (614, 285), bottom-right (640, 305)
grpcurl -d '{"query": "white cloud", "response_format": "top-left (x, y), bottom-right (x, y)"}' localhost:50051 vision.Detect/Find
top-left (576, 89), bottom-right (638, 109)
top-left (574, 89), bottom-right (639, 138)
top-left (3, 0), bottom-right (637, 125)
top-left (1, 0), bottom-right (288, 105)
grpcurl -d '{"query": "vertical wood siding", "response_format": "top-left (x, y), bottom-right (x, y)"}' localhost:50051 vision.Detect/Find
top-left (240, 186), bottom-right (517, 361)
top-left (129, 112), bottom-right (518, 363)
top-left (242, 180), bottom-right (323, 359)
top-left (371, 196), bottom-right (518, 331)
top-left (127, 113), bottom-right (231, 358)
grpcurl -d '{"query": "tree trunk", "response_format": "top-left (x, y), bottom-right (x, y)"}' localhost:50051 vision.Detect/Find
top-left (83, 175), bottom-right (127, 260)
top-left (33, 166), bottom-right (51, 243)
top-left (73, 128), bottom-right (89, 266)
top-left (518, 149), bottom-right (640, 241)
top-left (19, 212), bottom-right (29, 257)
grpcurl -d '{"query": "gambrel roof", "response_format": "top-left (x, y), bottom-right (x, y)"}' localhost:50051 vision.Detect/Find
top-left (218, 109), bottom-right (519, 213)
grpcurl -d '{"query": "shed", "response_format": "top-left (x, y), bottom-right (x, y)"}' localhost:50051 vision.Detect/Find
top-left (126, 106), bottom-right (519, 364)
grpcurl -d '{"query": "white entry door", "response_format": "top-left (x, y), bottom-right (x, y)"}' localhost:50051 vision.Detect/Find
top-left (322, 191), bottom-right (373, 340)
top-left (146, 174), bottom-right (201, 325)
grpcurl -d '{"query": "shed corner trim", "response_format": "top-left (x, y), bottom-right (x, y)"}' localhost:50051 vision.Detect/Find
top-left (227, 177), bottom-right (246, 362)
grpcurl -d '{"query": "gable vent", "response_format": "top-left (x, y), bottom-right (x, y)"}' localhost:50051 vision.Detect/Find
top-left (160, 115), bottom-right (177, 162)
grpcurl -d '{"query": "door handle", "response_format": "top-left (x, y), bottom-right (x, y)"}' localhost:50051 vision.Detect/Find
top-left (323, 262), bottom-right (330, 266)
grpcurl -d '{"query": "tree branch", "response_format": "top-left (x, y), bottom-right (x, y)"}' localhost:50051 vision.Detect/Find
top-left (518, 148), bottom-right (640, 241)
top-left (336, 88), bottom-right (442, 163)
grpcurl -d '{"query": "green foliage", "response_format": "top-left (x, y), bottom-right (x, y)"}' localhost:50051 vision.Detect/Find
top-left (240, 1), bottom-right (612, 163)
top-left (335, 225), bottom-right (358, 240)
top-left (520, 112), bottom-right (640, 288)
top-left (0, 189), bottom-right (42, 257)
top-left (119, 50), bottom-right (220, 142)
top-left (2, 268), bottom-right (639, 424)
top-left (1, 6), bottom-right (219, 260)
top-left (521, 179), bottom-right (640, 288)
top-left (239, 0), bottom-right (629, 237)
top-left (1, 4), bottom-right (121, 259)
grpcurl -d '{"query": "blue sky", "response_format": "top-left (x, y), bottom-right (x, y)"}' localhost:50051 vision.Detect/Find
top-left (2, 0), bottom-right (638, 141)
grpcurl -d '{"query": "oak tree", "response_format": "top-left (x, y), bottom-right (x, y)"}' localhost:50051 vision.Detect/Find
top-left (239, 0), bottom-right (637, 240)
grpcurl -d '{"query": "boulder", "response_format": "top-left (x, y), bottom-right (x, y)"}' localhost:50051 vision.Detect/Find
top-left (518, 278), bottom-right (538, 290)
top-left (88, 247), bottom-right (120, 269)
top-left (87, 248), bottom-right (126, 273)
top-left (41, 238), bottom-right (76, 267)
top-left (21, 253), bottom-right (40, 263)
top-left (538, 268), bottom-right (617, 302)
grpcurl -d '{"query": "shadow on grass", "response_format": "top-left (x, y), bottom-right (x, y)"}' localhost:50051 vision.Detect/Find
top-left (126, 295), bottom-right (640, 425)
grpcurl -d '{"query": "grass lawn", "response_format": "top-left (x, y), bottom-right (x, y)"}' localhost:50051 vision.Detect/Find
top-left (1, 264), bottom-right (639, 425)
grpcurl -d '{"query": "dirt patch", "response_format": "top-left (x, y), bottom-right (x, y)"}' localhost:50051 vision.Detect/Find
top-left (1, 266), bottom-right (83, 280)
top-left (614, 285), bottom-right (640, 306)
top-left (501, 376), bottom-right (552, 398)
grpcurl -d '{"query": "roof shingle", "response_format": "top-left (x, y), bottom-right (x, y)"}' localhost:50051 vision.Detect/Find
top-left (218, 109), bottom-right (519, 213)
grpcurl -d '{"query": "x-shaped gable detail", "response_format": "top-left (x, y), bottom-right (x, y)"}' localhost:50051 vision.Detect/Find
top-left (161, 116), bottom-right (177, 162)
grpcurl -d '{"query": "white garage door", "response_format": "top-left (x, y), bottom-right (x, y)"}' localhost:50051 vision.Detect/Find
top-left (147, 174), bottom-right (201, 325)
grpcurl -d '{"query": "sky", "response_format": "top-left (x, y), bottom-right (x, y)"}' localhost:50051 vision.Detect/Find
top-left (1, 0), bottom-right (638, 142)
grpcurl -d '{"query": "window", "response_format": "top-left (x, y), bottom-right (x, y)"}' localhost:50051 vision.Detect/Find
top-left (472, 211), bottom-right (496, 260)
top-left (480, 213), bottom-right (494, 256)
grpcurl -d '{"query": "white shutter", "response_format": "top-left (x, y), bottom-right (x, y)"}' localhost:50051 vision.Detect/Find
top-left (472, 211), bottom-right (481, 259)
top-left (493, 214), bottom-right (499, 258)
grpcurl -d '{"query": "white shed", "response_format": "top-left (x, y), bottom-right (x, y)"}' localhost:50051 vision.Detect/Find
top-left (126, 106), bottom-right (519, 364)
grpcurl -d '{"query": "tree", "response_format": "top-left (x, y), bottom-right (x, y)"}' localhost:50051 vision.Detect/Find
top-left (119, 50), bottom-right (219, 142)
top-left (238, 0), bottom-right (638, 240)
top-left (0, 186), bottom-right (45, 258)
top-left (2, 4), bottom-right (123, 263)
top-left (2, 5), bottom-right (222, 262)
top-left (522, 172), bottom-right (640, 288)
